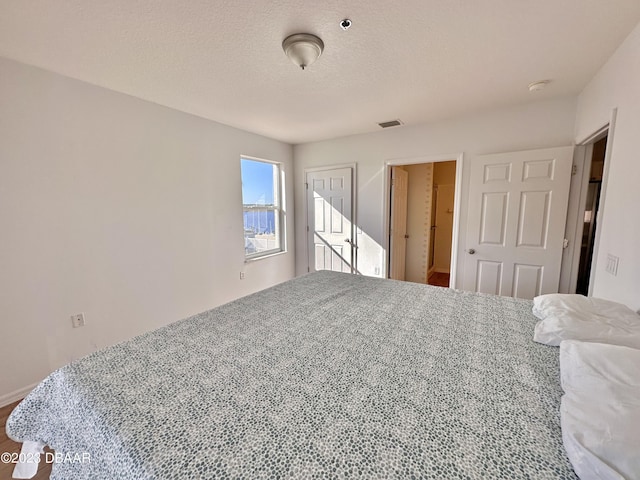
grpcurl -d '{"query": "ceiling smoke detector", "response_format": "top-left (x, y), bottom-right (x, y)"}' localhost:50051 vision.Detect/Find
top-left (282, 33), bottom-right (324, 70)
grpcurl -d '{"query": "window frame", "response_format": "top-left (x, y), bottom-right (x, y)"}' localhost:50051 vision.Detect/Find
top-left (240, 156), bottom-right (285, 261)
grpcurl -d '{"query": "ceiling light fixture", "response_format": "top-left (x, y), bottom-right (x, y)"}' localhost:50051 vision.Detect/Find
top-left (282, 33), bottom-right (324, 70)
top-left (528, 80), bottom-right (550, 92)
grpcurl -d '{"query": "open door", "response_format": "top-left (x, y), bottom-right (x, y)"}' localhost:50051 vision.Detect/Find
top-left (432, 183), bottom-right (455, 276)
top-left (389, 167), bottom-right (409, 280)
top-left (463, 146), bottom-right (573, 299)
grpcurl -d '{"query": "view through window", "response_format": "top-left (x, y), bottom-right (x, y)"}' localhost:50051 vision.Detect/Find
top-left (241, 157), bottom-right (283, 258)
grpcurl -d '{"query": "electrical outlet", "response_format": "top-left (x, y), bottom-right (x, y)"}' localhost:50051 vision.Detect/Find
top-left (374, 267), bottom-right (380, 276)
top-left (240, 272), bottom-right (245, 280)
top-left (71, 313), bottom-right (85, 328)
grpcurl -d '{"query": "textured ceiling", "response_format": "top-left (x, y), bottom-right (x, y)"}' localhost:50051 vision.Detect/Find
top-left (1, 1), bottom-right (640, 144)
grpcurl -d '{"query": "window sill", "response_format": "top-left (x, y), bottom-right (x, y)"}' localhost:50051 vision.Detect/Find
top-left (244, 250), bottom-right (287, 263)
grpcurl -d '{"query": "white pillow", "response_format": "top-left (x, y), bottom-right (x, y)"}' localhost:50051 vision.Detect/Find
top-left (559, 341), bottom-right (640, 480)
top-left (534, 310), bottom-right (640, 348)
top-left (533, 293), bottom-right (638, 322)
top-left (532, 294), bottom-right (640, 348)
top-left (560, 340), bottom-right (640, 406)
top-left (561, 396), bottom-right (640, 480)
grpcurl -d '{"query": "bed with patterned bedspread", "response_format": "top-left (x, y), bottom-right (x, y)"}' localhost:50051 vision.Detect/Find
top-left (7, 271), bottom-right (576, 479)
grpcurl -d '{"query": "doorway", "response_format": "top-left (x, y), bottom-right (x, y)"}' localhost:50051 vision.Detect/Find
top-left (388, 159), bottom-right (459, 287)
top-left (559, 120), bottom-right (613, 297)
top-left (428, 162), bottom-right (456, 287)
top-left (576, 135), bottom-right (607, 295)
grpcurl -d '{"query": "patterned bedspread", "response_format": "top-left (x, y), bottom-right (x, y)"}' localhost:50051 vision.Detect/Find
top-left (7, 271), bottom-right (576, 479)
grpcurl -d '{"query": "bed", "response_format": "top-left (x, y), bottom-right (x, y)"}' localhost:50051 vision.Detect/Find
top-left (7, 271), bottom-right (576, 479)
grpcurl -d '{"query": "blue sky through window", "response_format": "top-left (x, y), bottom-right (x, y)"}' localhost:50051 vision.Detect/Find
top-left (241, 159), bottom-right (275, 205)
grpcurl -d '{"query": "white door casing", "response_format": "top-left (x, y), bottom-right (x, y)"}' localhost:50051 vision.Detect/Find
top-left (389, 167), bottom-right (409, 280)
top-left (463, 146), bottom-right (574, 299)
top-left (306, 167), bottom-right (355, 273)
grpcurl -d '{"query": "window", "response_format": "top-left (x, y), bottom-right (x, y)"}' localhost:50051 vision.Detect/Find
top-left (241, 157), bottom-right (284, 259)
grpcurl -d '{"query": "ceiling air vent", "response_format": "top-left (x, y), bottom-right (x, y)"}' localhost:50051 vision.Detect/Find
top-left (378, 119), bottom-right (403, 129)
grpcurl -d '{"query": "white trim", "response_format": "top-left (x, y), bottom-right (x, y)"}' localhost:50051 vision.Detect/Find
top-left (303, 162), bottom-right (356, 173)
top-left (386, 153), bottom-right (462, 167)
top-left (303, 163), bottom-right (357, 274)
top-left (244, 250), bottom-right (287, 263)
top-left (382, 153), bottom-right (463, 288)
top-left (588, 108), bottom-right (617, 296)
top-left (0, 382), bottom-right (38, 408)
top-left (576, 123), bottom-right (610, 146)
top-left (280, 166), bottom-right (288, 253)
top-left (240, 154), bottom-right (281, 165)
top-left (352, 164), bottom-right (358, 273)
top-left (450, 156), bottom-right (464, 289)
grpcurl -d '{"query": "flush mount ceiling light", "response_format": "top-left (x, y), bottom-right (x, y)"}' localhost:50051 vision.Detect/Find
top-left (528, 80), bottom-right (551, 92)
top-left (282, 33), bottom-right (324, 70)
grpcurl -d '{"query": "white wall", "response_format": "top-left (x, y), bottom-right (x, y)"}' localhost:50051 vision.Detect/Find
top-left (294, 98), bottom-right (577, 282)
top-left (0, 57), bottom-right (295, 403)
top-left (574, 21), bottom-right (640, 310)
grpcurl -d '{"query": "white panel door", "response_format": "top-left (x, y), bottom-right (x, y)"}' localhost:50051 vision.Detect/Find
top-left (463, 147), bottom-right (573, 298)
top-left (306, 168), bottom-right (354, 273)
top-left (389, 167), bottom-right (409, 280)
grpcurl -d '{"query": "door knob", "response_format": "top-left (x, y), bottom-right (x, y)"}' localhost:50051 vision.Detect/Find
top-left (468, 248), bottom-right (476, 255)
top-left (345, 238), bottom-right (358, 249)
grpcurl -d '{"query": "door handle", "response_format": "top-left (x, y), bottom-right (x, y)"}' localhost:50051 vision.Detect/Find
top-left (467, 248), bottom-right (476, 255)
top-left (345, 238), bottom-right (359, 249)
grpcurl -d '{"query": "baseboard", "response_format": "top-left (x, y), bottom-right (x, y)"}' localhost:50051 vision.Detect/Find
top-left (433, 267), bottom-right (450, 274)
top-left (0, 383), bottom-right (38, 408)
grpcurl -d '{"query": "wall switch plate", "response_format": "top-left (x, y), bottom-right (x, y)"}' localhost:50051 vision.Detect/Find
top-left (240, 272), bottom-right (245, 280)
top-left (71, 313), bottom-right (85, 328)
top-left (605, 254), bottom-right (619, 276)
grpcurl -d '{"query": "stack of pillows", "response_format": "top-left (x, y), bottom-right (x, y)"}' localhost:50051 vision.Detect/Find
top-left (533, 294), bottom-right (640, 480)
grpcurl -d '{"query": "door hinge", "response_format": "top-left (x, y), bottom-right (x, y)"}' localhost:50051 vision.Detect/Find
top-left (563, 238), bottom-right (569, 249)
top-left (306, 225), bottom-right (309, 232)
top-left (391, 179), bottom-right (395, 186)
top-left (571, 165), bottom-right (578, 175)
top-left (307, 266), bottom-right (310, 272)
top-left (305, 182), bottom-right (308, 189)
